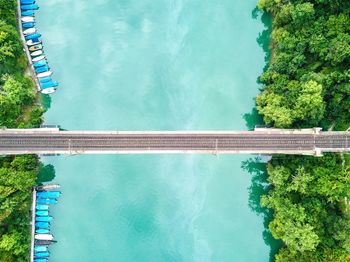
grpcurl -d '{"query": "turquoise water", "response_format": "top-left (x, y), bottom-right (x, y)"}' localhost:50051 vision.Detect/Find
top-left (37, 0), bottom-right (270, 261)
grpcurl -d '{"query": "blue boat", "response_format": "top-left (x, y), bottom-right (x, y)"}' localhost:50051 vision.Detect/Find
top-left (22, 22), bottom-right (35, 28)
top-left (36, 198), bottom-right (57, 205)
top-left (35, 210), bottom-right (49, 216)
top-left (21, 4), bottom-right (39, 11)
top-left (35, 229), bottom-right (49, 234)
top-left (41, 81), bottom-right (59, 89)
top-left (21, 0), bottom-right (35, 4)
top-left (33, 60), bottom-right (47, 68)
top-left (35, 222), bottom-right (49, 229)
top-left (25, 33), bottom-right (41, 41)
top-left (34, 251), bottom-right (49, 258)
top-left (36, 216), bottom-right (53, 222)
top-left (21, 10), bottom-right (35, 16)
top-left (35, 65), bottom-right (49, 73)
top-left (34, 245), bottom-right (48, 252)
top-left (36, 204), bottom-right (49, 211)
top-left (36, 191), bottom-right (61, 198)
top-left (34, 259), bottom-right (47, 262)
top-left (39, 77), bottom-right (52, 84)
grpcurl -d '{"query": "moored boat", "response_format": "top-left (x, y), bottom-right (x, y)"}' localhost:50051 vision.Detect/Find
top-left (35, 222), bottom-right (50, 229)
top-left (39, 77), bottom-right (51, 83)
top-left (35, 228), bottom-right (50, 234)
top-left (36, 191), bottom-right (61, 198)
top-left (22, 22), bottom-right (35, 28)
top-left (35, 210), bottom-right (49, 216)
top-left (41, 81), bottom-right (59, 89)
top-left (21, 0), bottom-right (35, 4)
top-left (33, 60), bottom-right (47, 68)
top-left (23, 27), bottom-right (36, 35)
top-left (35, 65), bottom-right (49, 73)
top-left (26, 39), bottom-right (41, 46)
top-left (34, 259), bottom-right (48, 262)
top-left (34, 234), bottom-right (54, 241)
top-left (21, 10), bottom-right (35, 16)
top-left (32, 55), bottom-right (45, 62)
top-left (35, 204), bottom-right (49, 211)
top-left (25, 33), bottom-right (41, 40)
top-left (34, 246), bottom-right (48, 252)
top-left (29, 44), bottom-right (42, 51)
top-left (20, 4), bottom-right (39, 11)
top-left (40, 87), bottom-right (56, 94)
top-left (34, 251), bottom-right (50, 258)
top-left (21, 16), bottom-right (34, 23)
top-left (37, 71), bottom-right (52, 78)
top-left (35, 216), bottom-right (53, 222)
top-left (30, 50), bottom-right (43, 57)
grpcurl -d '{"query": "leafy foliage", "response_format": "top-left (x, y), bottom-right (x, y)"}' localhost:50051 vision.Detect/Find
top-left (0, 1), bottom-right (45, 260)
top-left (257, 1), bottom-right (350, 260)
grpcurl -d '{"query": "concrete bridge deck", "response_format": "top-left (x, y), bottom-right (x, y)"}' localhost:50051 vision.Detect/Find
top-left (0, 128), bottom-right (349, 156)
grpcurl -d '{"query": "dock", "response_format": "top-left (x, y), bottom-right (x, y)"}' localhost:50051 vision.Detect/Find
top-left (30, 187), bottom-right (36, 262)
top-left (16, 0), bottom-right (41, 92)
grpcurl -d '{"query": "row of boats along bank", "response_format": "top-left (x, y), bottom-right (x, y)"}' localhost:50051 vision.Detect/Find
top-left (30, 185), bottom-right (62, 262)
top-left (19, 0), bottom-right (59, 94)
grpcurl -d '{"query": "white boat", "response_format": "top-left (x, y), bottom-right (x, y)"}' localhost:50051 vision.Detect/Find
top-left (34, 234), bottom-right (54, 241)
top-left (32, 55), bottom-right (45, 62)
top-left (40, 87), bottom-right (56, 94)
top-left (37, 71), bottom-right (52, 78)
top-left (21, 16), bottom-right (34, 23)
top-left (26, 39), bottom-right (41, 46)
top-left (30, 50), bottom-right (43, 57)
top-left (23, 27), bottom-right (36, 35)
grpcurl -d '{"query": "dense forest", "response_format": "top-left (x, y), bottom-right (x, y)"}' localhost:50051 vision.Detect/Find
top-left (0, 0), bottom-right (44, 260)
top-left (257, 0), bottom-right (350, 261)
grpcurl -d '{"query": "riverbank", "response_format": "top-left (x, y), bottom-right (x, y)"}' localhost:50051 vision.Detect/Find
top-left (0, 1), bottom-right (45, 260)
top-left (257, 1), bottom-right (350, 260)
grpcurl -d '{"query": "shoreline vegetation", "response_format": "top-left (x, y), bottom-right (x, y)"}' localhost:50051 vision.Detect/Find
top-left (257, 0), bottom-right (350, 261)
top-left (0, 0), bottom-right (44, 260)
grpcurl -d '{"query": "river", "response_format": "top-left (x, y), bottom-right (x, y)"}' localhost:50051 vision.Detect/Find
top-left (36, 0), bottom-right (272, 261)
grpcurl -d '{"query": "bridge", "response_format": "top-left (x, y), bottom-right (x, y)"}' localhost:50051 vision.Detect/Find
top-left (0, 127), bottom-right (349, 156)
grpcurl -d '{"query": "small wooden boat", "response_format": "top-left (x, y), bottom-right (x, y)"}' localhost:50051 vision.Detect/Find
top-left (37, 71), bottom-right (52, 78)
top-left (32, 55), bottom-right (45, 62)
top-left (26, 39), bottom-right (41, 46)
top-left (30, 50), bottom-right (43, 57)
top-left (23, 27), bottom-right (36, 35)
top-left (29, 44), bottom-right (42, 51)
top-left (21, 16), bottom-right (34, 23)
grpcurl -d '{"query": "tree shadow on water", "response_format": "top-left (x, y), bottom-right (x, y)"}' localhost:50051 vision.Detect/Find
top-left (241, 157), bottom-right (282, 261)
top-left (37, 163), bottom-right (56, 184)
top-left (40, 94), bottom-right (52, 111)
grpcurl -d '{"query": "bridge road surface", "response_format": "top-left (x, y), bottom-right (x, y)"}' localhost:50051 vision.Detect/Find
top-left (0, 128), bottom-right (349, 156)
